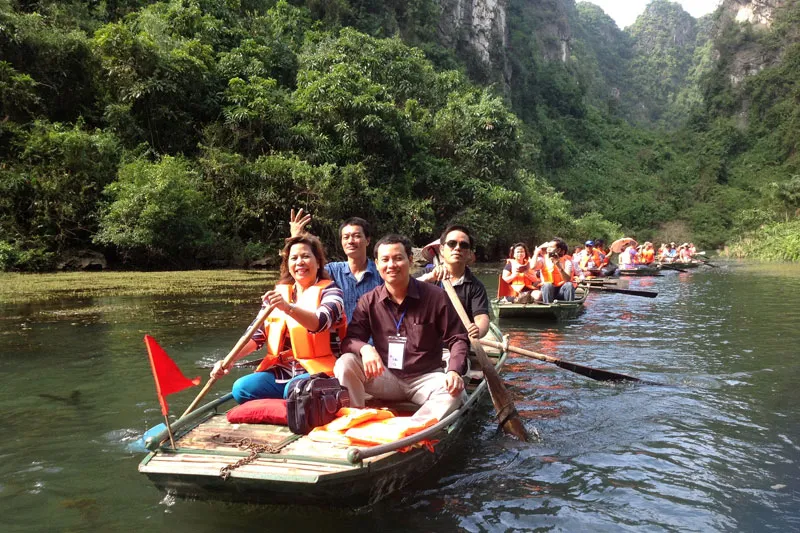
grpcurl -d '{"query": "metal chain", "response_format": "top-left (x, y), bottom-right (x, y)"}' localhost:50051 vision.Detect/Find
top-left (218, 437), bottom-right (282, 480)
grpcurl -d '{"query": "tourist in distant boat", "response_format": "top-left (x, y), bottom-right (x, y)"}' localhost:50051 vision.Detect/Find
top-left (579, 240), bottom-right (604, 275)
top-left (498, 242), bottom-right (541, 304)
top-left (678, 243), bottom-right (693, 263)
top-left (664, 242), bottom-right (679, 262)
top-left (639, 242), bottom-right (655, 264)
top-left (572, 245), bottom-right (584, 278)
top-left (532, 238), bottom-right (575, 303)
top-left (594, 238), bottom-right (617, 277)
top-left (419, 225), bottom-right (491, 339)
top-left (657, 243), bottom-right (668, 262)
top-left (210, 234), bottom-right (346, 403)
top-left (618, 242), bottom-right (638, 268)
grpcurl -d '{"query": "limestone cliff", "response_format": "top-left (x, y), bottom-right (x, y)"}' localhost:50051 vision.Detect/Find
top-left (439, 0), bottom-right (511, 82)
top-left (715, 0), bottom-right (790, 87)
top-left (723, 0), bottom-right (785, 27)
top-left (438, 0), bottom-right (575, 85)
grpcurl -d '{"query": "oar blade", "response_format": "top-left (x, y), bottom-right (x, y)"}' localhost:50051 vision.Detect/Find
top-left (553, 359), bottom-right (644, 383)
top-left (602, 287), bottom-right (658, 298)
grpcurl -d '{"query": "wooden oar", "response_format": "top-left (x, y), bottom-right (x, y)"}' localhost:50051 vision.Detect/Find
top-left (430, 254), bottom-right (530, 441)
top-left (658, 262), bottom-right (688, 273)
top-left (181, 303), bottom-right (275, 417)
top-left (479, 339), bottom-right (660, 385)
top-left (694, 252), bottom-right (718, 268)
top-left (580, 285), bottom-right (658, 298)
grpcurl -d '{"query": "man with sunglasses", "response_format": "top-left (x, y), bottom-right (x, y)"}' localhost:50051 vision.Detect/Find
top-left (418, 225), bottom-right (490, 339)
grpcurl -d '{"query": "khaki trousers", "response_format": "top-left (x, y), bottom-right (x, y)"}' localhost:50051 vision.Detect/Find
top-left (334, 353), bottom-right (466, 422)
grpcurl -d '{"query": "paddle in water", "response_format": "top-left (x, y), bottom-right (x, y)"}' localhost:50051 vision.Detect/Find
top-left (479, 338), bottom-right (661, 385)
top-left (580, 285), bottom-right (658, 298)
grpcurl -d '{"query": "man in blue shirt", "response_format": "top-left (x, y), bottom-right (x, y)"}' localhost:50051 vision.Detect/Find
top-left (290, 209), bottom-right (382, 323)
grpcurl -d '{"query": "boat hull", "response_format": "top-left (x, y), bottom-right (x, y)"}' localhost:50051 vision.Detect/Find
top-left (618, 266), bottom-right (662, 276)
top-left (491, 288), bottom-right (587, 320)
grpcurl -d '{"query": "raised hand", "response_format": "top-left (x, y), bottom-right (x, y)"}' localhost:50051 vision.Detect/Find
top-left (289, 208), bottom-right (312, 237)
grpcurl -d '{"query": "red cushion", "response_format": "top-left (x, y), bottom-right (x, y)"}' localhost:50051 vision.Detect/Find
top-left (226, 399), bottom-right (288, 425)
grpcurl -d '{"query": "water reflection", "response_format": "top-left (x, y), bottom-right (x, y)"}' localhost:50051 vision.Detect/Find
top-left (1, 262), bottom-right (800, 531)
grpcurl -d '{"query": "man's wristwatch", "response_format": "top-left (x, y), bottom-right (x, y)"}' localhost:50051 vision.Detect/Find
top-left (287, 303), bottom-right (296, 315)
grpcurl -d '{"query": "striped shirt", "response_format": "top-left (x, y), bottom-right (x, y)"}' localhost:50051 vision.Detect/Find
top-left (250, 281), bottom-right (345, 350)
top-left (325, 260), bottom-right (382, 324)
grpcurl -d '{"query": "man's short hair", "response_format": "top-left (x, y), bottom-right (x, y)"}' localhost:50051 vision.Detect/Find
top-left (439, 224), bottom-right (474, 248)
top-left (374, 234), bottom-right (412, 260)
top-left (339, 217), bottom-right (371, 239)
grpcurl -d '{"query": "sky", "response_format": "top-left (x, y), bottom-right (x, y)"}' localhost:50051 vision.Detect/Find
top-left (586, 0), bottom-right (722, 29)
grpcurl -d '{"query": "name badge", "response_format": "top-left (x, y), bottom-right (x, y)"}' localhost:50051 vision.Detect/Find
top-left (387, 335), bottom-right (407, 370)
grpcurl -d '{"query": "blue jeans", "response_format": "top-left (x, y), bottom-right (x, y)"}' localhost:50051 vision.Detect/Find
top-left (232, 371), bottom-right (307, 403)
top-left (541, 282), bottom-right (575, 303)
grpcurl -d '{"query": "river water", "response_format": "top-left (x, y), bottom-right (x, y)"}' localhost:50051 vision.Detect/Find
top-left (1, 262), bottom-right (799, 532)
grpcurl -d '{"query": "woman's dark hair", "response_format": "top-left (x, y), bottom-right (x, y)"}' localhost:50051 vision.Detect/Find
top-left (279, 234), bottom-right (330, 284)
top-left (374, 234), bottom-right (413, 260)
top-left (511, 242), bottom-right (530, 260)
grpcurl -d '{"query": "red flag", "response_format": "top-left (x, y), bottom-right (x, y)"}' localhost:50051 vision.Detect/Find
top-left (144, 335), bottom-right (200, 416)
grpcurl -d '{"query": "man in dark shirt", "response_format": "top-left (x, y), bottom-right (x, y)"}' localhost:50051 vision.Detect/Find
top-left (336, 234), bottom-right (469, 421)
top-left (418, 224), bottom-right (490, 339)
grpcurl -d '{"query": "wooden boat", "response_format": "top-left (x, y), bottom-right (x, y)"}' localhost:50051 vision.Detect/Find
top-left (618, 265), bottom-right (662, 276)
top-left (658, 261), bottom-right (701, 270)
top-left (580, 276), bottom-right (618, 286)
top-left (491, 286), bottom-right (588, 320)
top-left (138, 325), bottom-right (509, 506)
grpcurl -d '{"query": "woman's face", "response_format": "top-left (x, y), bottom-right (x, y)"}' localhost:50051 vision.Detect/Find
top-left (513, 246), bottom-right (528, 262)
top-left (287, 243), bottom-right (318, 287)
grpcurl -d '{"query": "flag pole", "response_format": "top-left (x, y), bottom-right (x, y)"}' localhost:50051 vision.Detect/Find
top-left (163, 414), bottom-right (176, 449)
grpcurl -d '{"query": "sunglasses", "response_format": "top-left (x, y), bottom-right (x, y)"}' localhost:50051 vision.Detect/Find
top-left (445, 240), bottom-right (471, 250)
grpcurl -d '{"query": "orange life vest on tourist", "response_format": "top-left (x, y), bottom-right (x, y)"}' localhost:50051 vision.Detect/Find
top-left (640, 249), bottom-right (655, 264)
top-left (505, 259), bottom-right (537, 295)
top-left (254, 280), bottom-right (346, 375)
top-left (541, 257), bottom-right (570, 287)
top-left (580, 249), bottom-right (603, 269)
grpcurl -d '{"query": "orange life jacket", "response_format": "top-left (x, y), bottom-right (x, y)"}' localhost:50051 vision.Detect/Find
top-left (254, 280), bottom-right (346, 375)
top-left (580, 249), bottom-right (603, 269)
top-left (344, 416), bottom-right (439, 445)
top-left (541, 257), bottom-right (570, 287)
top-left (505, 259), bottom-right (537, 295)
top-left (640, 249), bottom-right (655, 264)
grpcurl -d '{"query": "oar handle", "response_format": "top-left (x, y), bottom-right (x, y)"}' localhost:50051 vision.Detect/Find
top-left (181, 303), bottom-right (275, 417)
top-left (480, 338), bottom-right (554, 363)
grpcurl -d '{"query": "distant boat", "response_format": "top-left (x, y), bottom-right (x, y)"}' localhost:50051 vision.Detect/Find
top-left (491, 282), bottom-right (588, 320)
top-left (618, 265), bottom-right (662, 276)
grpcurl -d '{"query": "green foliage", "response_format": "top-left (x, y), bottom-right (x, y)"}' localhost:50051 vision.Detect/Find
top-left (3, 0), bottom-right (800, 270)
top-left (573, 212), bottom-right (623, 244)
top-left (95, 155), bottom-right (221, 266)
top-left (0, 121), bottom-right (120, 255)
top-left (727, 220), bottom-right (800, 262)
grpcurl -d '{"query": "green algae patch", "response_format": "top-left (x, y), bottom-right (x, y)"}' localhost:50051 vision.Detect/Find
top-left (0, 270), bottom-right (279, 304)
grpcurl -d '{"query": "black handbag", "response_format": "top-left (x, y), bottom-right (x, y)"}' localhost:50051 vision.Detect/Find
top-left (286, 373), bottom-right (350, 435)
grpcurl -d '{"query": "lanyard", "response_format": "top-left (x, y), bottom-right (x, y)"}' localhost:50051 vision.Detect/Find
top-left (388, 306), bottom-right (406, 336)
